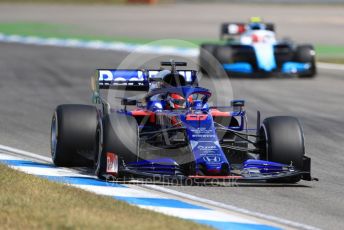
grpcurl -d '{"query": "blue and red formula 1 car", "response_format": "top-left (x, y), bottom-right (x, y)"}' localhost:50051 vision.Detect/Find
top-left (200, 17), bottom-right (316, 78)
top-left (51, 61), bottom-right (314, 183)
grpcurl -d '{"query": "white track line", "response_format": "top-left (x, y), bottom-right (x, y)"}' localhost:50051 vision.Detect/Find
top-left (74, 184), bottom-right (165, 199)
top-left (0, 154), bottom-right (23, 160)
top-left (139, 206), bottom-right (257, 223)
top-left (0, 144), bottom-right (51, 162)
top-left (10, 165), bottom-right (90, 177)
top-left (318, 62), bottom-right (344, 71)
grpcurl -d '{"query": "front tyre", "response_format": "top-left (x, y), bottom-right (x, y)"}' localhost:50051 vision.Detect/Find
top-left (259, 116), bottom-right (305, 183)
top-left (51, 104), bottom-right (98, 167)
top-left (294, 45), bottom-right (316, 78)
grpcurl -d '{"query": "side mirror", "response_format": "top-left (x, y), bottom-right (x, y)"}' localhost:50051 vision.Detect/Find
top-left (147, 101), bottom-right (163, 111)
top-left (90, 75), bottom-right (98, 92)
top-left (231, 100), bottom-right (245, 112)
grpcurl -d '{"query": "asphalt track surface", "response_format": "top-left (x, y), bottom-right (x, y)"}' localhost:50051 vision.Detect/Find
top-left (1, 3), bottom-right (344, 230)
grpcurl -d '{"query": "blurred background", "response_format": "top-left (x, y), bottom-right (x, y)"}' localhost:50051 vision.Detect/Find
top-left (0, 0), bottom-right (343, 62)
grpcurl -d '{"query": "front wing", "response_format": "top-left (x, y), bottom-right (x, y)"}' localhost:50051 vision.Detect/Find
top-left (114, 167), bottom-right (315, 184)
top-left (222, 61), bottom-right (312, 76)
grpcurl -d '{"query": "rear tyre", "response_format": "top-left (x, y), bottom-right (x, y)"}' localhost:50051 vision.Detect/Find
top-left (199, 44), bottom-right (218, 74)
top-left (95, 113), bottom-right (139, 179)
top-left (294, 45), bottom-right (316, 78)
top-left (51, 104), bottom-right (98, 167)
top-left (259, 116), bottom-right (305, 183)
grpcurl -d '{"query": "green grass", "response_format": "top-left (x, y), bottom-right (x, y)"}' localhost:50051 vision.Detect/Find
top-left (0, 163), bottom-right (212, 230)
top-left (315, 45), bottom-right (344, 64)
top-left (0, 22), bottom-right (343, 63)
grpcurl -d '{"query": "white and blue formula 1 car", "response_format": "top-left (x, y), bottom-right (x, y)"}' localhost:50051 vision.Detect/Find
top-left (200, 17), bottom-right (316, 78)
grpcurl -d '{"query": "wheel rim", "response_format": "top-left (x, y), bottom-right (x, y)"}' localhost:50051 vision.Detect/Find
top-left (51, 113), bottom-right (58, 160)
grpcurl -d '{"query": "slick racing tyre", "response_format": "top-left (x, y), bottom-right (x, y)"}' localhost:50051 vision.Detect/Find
top-left (259, 116), bottom-right (305, 183)
top-left (95, 113), bottom-right (139, 179)
top-left (51, 104), bottom-right (98, 167)
top-left (294, 45), bottom-right (316, 78)
top-left (199, 44), bottom-right (218, 74)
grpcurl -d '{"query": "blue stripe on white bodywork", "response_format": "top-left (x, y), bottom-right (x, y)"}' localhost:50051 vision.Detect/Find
top-left (0, 152), bottom-right (282, 230)
top-left (223, 62), bottom-right (253, 73)
top-left (282, 62), bottom-right (311, 74)
top-left (253, 43), bottom-right (277, 71)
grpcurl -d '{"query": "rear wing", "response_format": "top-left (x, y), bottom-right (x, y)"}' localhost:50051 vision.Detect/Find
top-left (220, 22), bottom-right (275, 40)
top-left (95, 69), bottom-right (197, 90)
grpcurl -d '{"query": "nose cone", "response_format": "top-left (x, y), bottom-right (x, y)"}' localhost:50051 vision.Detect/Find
top-left (253, 43), bottom-right (276, 72)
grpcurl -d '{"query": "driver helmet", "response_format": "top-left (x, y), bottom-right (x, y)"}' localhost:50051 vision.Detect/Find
top-left (167, 93), bottom-right (186, 109)
top-left (249, 23), bottom-right (265, 30)
top-left (249, 16), bottom-right (265, 30)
